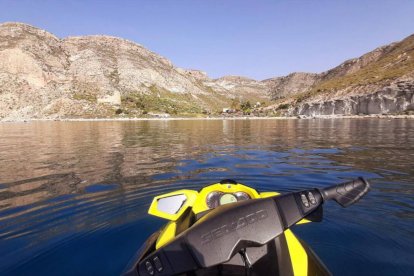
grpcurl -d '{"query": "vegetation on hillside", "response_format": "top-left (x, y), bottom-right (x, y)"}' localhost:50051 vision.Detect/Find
top-left (294, 35), bottom-right (414, 103)
top-left (119, 85), bottom-right (206, 116)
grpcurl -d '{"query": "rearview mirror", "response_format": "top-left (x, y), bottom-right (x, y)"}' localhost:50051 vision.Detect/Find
top-left (148, 190), bottom-right (198, 221)
top-left (157, 194), bottom-right (187, 214)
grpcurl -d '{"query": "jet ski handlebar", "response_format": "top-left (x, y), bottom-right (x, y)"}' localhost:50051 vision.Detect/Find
top-left (319, 177), bottom-right (370, 207)
top-left (127, 178), bottom-right (370, 276)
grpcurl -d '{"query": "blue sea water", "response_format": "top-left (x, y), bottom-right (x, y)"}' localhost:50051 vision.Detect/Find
top-left (0, 119), bottom-right (413, 275)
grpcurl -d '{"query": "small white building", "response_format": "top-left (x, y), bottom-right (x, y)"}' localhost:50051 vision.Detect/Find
top-left (253, 102), bottom-right (261, 108)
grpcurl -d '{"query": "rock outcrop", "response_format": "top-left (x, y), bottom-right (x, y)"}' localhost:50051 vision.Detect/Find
top-left (264, 72), bottom-right (320, 99)
top-left (205, 76), bottom-right (269, 102)
top-left (288, 80), bottom-right (414, 116)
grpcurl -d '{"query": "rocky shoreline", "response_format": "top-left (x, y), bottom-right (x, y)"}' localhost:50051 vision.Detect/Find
top-left (287, 80), bottom-right (414, 116)
top-left (1, 114), bottom-right (414, 123)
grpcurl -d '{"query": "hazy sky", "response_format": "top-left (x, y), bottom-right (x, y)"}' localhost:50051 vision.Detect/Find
top-left (1, 0), bottom-right (413, 80)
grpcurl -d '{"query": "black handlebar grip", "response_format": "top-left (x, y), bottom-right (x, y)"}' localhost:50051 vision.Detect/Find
top-left (319, 177), bottom-right (370, 207)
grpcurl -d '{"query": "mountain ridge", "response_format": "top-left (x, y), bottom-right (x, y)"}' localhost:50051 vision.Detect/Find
top-left (0, 22), bottom-right (413, 120)
top-left (0, 22), bottom-right (271, 120)
top-left (267, 33), bottom-right (414, 116)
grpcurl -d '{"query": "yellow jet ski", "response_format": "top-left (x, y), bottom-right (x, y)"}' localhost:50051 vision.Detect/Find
top-left (124, 178), bottom-right (370, 276)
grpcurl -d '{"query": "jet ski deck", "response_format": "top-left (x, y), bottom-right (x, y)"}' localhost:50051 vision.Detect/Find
top-left (124, 178), bottom-right (370, 276)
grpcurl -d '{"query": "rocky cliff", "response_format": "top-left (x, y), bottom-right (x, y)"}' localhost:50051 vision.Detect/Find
top-left (0, 22), bottom-right (270, 120)
top-left (270, 34), bottom-right (414, 116)
top-left (288, 79), bottom-right (414, 116)
top-left (264, 72), bottom-right (321, 99)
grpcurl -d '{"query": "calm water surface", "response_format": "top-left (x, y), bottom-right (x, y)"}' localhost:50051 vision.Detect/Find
top-left (0, 119), bottom-right (413, 275)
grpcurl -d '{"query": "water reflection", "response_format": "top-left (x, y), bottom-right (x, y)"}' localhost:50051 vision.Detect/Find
top-left (0, 119), bottom-right (413, 275)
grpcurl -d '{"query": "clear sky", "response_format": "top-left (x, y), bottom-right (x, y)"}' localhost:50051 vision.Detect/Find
top-left (1, 0), bottom-right (413, 80)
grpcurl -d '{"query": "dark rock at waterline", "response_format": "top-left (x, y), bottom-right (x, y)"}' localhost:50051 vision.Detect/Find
top-left (289, 81), bottom-right (414, 116)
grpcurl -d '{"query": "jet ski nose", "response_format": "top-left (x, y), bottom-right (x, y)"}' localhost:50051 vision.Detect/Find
top-left (219, 179), bottom-right (238, 184)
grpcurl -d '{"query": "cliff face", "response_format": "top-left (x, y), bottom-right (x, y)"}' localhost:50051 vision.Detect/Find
top-left (288, 79), bottom-right (414, 116)
top-left (0, 23), bottom-right (70, 119)
top-left (0, 22), bottom-right (270, 120)
top-left (271, 34), bottom-right (414, 116)
top-left (264, 72), bottom-right (321, 99)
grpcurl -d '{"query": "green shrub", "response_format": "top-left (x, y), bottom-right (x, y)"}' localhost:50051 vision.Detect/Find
top-left (278, 103), bottom-right (289, 109)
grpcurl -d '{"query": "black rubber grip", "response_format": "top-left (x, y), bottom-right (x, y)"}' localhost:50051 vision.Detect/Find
top-left (319, 177), bottom-right (370, 207)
